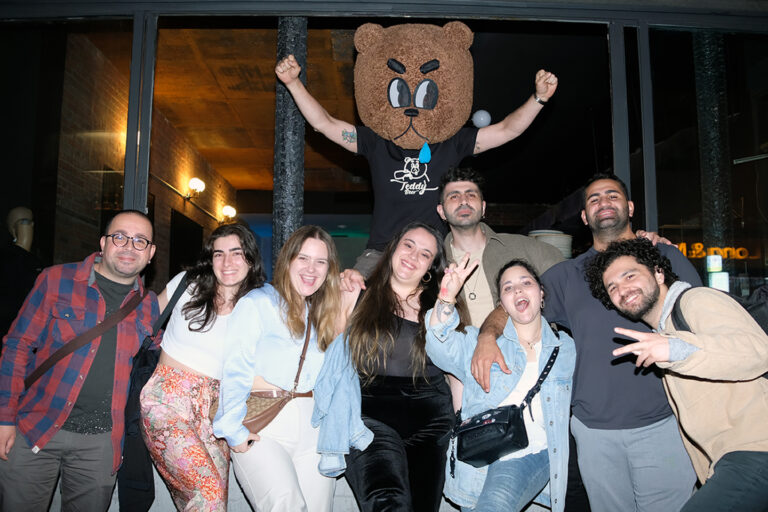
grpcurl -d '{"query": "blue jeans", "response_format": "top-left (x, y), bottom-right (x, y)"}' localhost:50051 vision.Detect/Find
top-left (465, 449), bottom-right (550, 512)
top-left (680, 451), bottom-right (768, 512)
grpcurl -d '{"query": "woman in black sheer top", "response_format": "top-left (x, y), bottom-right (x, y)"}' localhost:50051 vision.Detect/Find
top-left (343, 221), bottom-right (468, 512)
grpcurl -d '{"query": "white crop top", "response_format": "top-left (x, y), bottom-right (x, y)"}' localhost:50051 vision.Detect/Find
top-left (159, 271), bottom-right (231, 379)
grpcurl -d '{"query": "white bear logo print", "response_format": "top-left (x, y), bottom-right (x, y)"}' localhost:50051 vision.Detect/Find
top-left (390, 157), bottom-right (439, 196)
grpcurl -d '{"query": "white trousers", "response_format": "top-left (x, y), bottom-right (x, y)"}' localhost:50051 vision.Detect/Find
top-left (230, 397), bottom-right (335, 512)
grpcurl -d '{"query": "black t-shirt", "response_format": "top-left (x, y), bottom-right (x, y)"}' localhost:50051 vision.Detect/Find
top-left (542, 243), bottom-right (703, 429)
top-left (62, 272), bottom-right (134, 434)
top-left (356, 126), bottom-right (478, 250)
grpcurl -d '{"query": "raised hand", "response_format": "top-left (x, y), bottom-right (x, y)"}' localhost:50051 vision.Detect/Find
top-left (275, 54), bottom-right (301, 86)
top-left (439, 253), bottom-right (479, 302)
top-left (612, 327), bottom-right (670, 367)
top-left (534, 69), bottom-right (558, 102)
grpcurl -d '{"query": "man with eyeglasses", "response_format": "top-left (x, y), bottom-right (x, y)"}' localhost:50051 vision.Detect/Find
top-left (0, 209), bottom-right (159, 511)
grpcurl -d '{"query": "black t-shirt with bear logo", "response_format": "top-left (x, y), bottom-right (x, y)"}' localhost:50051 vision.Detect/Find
top-left (356, 125), bottom-right (478, 250)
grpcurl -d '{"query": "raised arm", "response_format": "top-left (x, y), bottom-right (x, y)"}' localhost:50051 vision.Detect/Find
top-left (471, 305), bottom-right (511, 392)
top-left (335, 283), bottom-right (362, 336)
top-left (474, 69), bottom-right (558, 154)
top-left (276, 54), bottom-right (358, 152)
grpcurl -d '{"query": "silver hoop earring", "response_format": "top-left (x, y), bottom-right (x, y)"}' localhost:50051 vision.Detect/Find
top-left (421, 272), bottom-right (432, 284)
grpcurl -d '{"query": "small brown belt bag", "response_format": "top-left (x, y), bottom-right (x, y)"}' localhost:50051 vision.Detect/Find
top-left (209, 322), bottom-right (313, 434)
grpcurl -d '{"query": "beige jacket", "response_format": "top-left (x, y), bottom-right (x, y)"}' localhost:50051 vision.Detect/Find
top-left (444, 222), bottom-right (564, 306)
top-left (657, 284), bottom-right (768, 482)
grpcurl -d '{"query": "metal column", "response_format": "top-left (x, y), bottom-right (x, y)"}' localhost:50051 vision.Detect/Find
top-left (608, 22), bottom-right (632, 196)
top-left (273, 16), bottom-right (308, 264)
top-left (693, 31), bottom-right (733, 262)
top-left (123, 11), bottom-right (158, 212)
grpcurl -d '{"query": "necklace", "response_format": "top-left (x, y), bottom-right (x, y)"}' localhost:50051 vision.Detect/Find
top-left (467, 268), bottom-right (481, 301)
top-left (450, 242), bottom-right (482, 301)
top-left (518, 334), bottom-right (541, 351)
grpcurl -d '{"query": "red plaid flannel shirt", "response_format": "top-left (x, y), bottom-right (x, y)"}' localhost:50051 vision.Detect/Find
top-left (0, 252), bottom-right (159, 473)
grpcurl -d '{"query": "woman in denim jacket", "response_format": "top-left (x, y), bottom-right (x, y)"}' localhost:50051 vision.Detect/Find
top-left (426, 257), bottom-right (575, 512)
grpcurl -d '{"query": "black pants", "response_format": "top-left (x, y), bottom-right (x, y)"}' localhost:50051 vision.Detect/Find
top-left (345, 374), bottom-right (454, 512)
top-left (565, 429), bottom-right (591, 512)
top-left (680, 451), bottom-right (768, 512)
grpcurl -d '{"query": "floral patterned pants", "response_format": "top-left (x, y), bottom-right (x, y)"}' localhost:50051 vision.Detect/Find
top-left (140, 364), bottom-right (229, 511)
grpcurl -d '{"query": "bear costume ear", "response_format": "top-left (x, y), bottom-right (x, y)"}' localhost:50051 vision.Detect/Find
top-left (443, 21), bottom-right (473, 49)
top-left (354, 23), bottom-right (384, 54)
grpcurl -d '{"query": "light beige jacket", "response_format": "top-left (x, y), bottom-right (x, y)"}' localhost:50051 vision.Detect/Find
top-left (657, 284), bottom-right (768, 482)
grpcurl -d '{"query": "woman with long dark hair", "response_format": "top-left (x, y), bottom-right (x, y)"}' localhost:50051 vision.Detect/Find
top-left (140, 223), bottom-right (266, 511)
top-left (213, 225), bottom-right (344, 512)
top-left (342, 221), bottom-right (464, 512)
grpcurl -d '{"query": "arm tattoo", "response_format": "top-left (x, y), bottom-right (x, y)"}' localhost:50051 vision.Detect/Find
top-left (436, 301), bottom-right (456, 323)
top-left (342, 129), bottom-right (357, 144)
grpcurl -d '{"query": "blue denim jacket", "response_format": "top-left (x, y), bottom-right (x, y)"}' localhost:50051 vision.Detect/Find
top-left (425, 309), bottom-right (575, 512)
top-left (311, 332), bottom-right (373, 477)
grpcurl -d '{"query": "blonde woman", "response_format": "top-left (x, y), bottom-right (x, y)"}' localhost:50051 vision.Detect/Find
top-left (214, 225), bottom-right (343, 512)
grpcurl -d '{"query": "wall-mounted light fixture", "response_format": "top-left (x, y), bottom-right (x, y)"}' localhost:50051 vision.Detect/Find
top-left (150, 173), bottom-right (233, 223)
top-left (187, 177), bottom-right (206, 198)
top-left (222, 205), bottom-right (237, 219)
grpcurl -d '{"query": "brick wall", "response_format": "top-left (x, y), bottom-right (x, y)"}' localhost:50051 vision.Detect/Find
top-left (148, 108), bottom-right (237, 290)
top-left (55, 33), bottom-right (236, 290)
top-left (55, 33), bottom-right (128, 263)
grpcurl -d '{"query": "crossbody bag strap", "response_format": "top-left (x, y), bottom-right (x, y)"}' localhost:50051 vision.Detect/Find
top-left (520, 346), bottom-right (560, 415)
top-left (290, 315), bottom-right (313, 395)
top-left (137, 273), bottom-right (189, 353)
top-left (24, 291), bottom-right (146, 390)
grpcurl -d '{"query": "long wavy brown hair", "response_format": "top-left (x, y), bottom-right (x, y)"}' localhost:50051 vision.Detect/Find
top-left (346, 221), bottom-right (467, 384)
top-left (272, 225), bottom-right (341, 351)
top-left (182, 222), bottom-right (266, 332)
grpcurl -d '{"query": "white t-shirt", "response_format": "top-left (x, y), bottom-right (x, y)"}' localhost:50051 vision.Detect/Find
top-left (160, 271), bottom-right (231, 380)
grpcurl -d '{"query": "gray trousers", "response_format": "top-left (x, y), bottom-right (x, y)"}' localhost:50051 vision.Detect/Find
top-left (0, 429), bottom-right (116, 512)
top-left (571, 414), bottom-right (696, 512)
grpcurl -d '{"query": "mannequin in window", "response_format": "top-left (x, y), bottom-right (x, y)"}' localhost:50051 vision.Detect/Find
top-left (1, 207), bottom-right (43, 344)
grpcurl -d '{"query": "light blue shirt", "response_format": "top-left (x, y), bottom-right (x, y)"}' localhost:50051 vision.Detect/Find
top-left (213, 284), bottom-right (326, 446)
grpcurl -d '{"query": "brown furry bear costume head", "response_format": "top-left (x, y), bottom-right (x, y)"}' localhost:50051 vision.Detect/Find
top-left (353, 21), bottom-right (474, 152)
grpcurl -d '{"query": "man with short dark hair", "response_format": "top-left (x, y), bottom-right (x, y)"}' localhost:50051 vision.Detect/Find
top-left (437, 167), bottom-right (564, 327)
top-left (585, 238), bottom-right (768, 512)
top-left (0, 210), bottom-right (159, 511)
top-left (473, 173), bottom-right (701, 511)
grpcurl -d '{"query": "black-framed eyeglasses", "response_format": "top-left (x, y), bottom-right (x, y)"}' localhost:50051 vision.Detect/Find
top-left (106, 233), bottom-right (153, 251)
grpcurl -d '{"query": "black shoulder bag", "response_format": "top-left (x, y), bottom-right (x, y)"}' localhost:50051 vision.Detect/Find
top-left (118, 274), bottom-right (188, 512)
top-left (450, 345), bottom-right (560, 477)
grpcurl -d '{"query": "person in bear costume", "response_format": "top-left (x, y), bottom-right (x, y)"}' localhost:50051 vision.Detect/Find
top-left (276, 21), bottom-right (558, 512)
top-left (276, 21), bottom-right (557, 278)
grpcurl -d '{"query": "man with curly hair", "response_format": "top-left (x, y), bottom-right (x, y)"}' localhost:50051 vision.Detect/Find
top-left (585, 237), bottom-right (768, 512)
top-left (472, 173), bottom-right (701, 512)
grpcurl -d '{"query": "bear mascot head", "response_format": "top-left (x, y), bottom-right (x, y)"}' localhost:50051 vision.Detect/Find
top-left (353, 21), bottom-right (474, 155)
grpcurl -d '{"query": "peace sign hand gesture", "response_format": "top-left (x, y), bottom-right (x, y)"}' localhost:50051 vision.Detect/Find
top-left (439, 253), bottom-right (480, 303)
